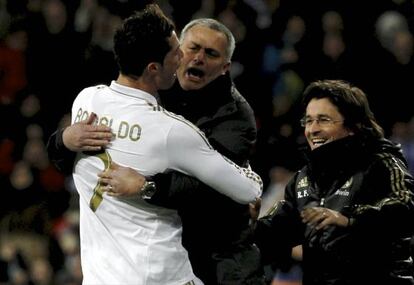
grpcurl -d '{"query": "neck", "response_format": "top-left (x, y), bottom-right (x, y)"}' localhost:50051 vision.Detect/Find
top-left (116, 74), bottom-right (158, 97)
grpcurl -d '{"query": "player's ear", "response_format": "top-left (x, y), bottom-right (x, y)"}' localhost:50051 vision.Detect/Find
top-left (147, 62), bottom-right (160, 74)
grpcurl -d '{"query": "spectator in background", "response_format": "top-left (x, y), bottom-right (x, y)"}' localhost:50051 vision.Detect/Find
top-left (391, 120), bottom-right (414, 175)
top-left (370, 9), bottom-right (414, 133)
top-left (255, 80), bottom-right (414, 285)
top-left (0, 19), bottom-right (28, 105)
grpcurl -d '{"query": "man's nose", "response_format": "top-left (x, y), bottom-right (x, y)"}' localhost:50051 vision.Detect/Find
top-left (307, 120), bottom-right (321, 132)
top-left (193, 50), bottom-right (206, 63)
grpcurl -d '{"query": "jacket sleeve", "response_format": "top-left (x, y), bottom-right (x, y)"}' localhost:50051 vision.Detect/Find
top-left (254, 176), bottom-right (304, 267)
top-left (208, 93), bottom-right (257, 167)
top-left (46, 128), bottom-right (76, 174)
top-left (349, 154), bottom-right (414, 237)
top-left (148, 171), bottom-right (201, 209)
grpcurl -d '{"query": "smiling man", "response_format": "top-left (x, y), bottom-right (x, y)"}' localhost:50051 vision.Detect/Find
top-left (255, 80), bottom-right (414, 285)
top-left (300, 96), bottom-right (350, 150)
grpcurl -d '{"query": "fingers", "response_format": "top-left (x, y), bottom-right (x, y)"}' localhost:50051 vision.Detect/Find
top-left (301, 207), bottom-right (347, 230)
top-left (301, 207), bottom-right (320, 222)
top-left (80, 145), bottom-right (104, 151)
top-left (82, 125), bottom-right (113, 140)
top-left (76, 127), bottom-right (112, 149)
top-left (85, 112), bottom-right (98, 125)
top-left (301, 207), bottom-right (328, 229)
top-left (102, 184), bottom-right (120, 197)
top-left (88, 124), bottom-right (112, 134)
top-left (98, 177), bottom-right (112, 185)
top-left (99, 176), bottom-right (117, 196)
top-left (314, 210), bottom-right (329, 230)
top-left (81, 113), bottom-right (113, 139)
top-left (81, 138), bottom-right (111, 147)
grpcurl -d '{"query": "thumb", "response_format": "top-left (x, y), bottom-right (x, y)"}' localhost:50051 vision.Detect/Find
top-left (85, 112), bottom-right (98, 125)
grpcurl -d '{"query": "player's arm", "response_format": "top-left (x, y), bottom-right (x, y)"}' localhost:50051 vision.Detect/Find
top-left (46, 113), bottom-right (112, 173)
top-left (98, 164), bottom-right (201, 208)
top-left (166, 122), bottom-right (262, 204)
top-left (99, 122), bottom-right (262, 204)
top-left (99, 151), bottom-right (262, 205)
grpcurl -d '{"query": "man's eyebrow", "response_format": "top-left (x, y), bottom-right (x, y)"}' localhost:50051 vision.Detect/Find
top-left (187, 40), bottom-right (200, 47)
top-left (305, 114), bottom-right (331, 118)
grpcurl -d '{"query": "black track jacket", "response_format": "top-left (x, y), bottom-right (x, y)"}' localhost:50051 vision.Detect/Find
top-left (255, 135), bottom-right (414, 285)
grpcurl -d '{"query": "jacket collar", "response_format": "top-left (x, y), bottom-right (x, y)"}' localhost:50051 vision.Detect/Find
top-left (160, 73), bottom-right (236, 122)
top-left (305, 134), bottom-right (403, 189)
top-left (305, 135), bottom-right (368, 189)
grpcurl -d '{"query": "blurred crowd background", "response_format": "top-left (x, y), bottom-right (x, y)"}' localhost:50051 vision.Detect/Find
top-left (2, 0), bottom-right (414, 284)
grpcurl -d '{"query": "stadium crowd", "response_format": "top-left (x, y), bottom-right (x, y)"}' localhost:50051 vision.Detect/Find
top-left (1, 0), bottom-right (414, 284)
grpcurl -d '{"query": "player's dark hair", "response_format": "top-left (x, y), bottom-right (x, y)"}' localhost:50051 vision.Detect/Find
top-left (113, 4), bottom-right (175, 77)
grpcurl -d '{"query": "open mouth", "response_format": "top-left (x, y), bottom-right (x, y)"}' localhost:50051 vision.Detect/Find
top-left (311, 138), bottom-right (328, 147)
top-left (186, 67), bottom-right (205, 80)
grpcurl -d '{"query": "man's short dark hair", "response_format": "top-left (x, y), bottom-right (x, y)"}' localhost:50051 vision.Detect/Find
top-left (113, 4), bottom-right (175, 78)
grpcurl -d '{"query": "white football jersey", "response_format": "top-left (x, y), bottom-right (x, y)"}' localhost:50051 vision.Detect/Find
top-left (71, 81), bottom-right (262, 285)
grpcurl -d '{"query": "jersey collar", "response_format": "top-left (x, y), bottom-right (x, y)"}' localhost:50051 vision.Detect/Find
top-left (110, 81), bottom-right (159, 106)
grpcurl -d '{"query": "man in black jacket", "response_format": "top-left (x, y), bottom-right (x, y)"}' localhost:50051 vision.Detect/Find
top-left (48, 18), bottom-right (265, 285)
top-left (254, 80), bottom-right (414, 285)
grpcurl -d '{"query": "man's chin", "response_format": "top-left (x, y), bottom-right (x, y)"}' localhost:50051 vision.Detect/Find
top-left (178, 78), bottom-right (205, 91)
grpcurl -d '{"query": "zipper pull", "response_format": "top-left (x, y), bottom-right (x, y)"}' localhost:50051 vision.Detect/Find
top-left (320, 198), bottom-right (325, 207)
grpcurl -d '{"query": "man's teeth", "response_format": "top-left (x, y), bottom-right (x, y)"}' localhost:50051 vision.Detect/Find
top-left (312, 139), bottom-right (326, 145)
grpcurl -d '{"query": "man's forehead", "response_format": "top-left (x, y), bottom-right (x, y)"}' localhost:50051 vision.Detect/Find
top-left (184, 25), bottom-right (225, 40)
top-left (182, 26), bottom-right (227, 50)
